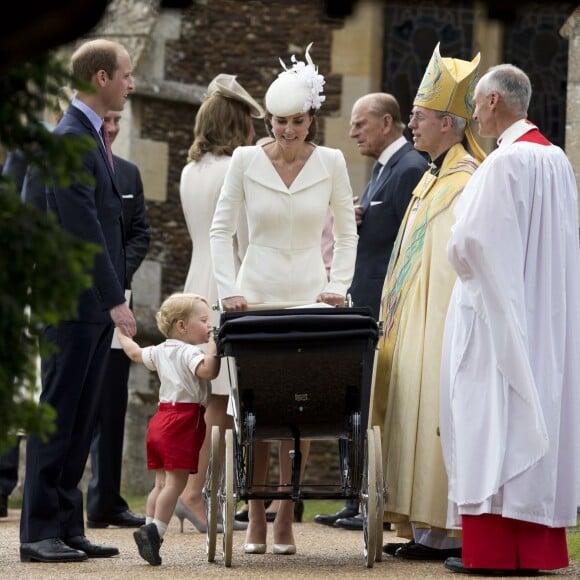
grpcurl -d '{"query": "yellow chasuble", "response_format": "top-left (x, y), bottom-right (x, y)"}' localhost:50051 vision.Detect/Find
top-left (370, 143), bottom-right (479, 536)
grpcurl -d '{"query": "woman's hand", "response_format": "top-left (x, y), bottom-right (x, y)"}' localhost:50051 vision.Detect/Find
top-left (316, 292), bottom-right (346, 307)
top-left (221, 296), bottom-right (248, 312)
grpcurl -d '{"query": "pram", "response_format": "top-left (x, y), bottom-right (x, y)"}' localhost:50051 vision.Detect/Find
top-left (204, 304), bottom-right (384, 567)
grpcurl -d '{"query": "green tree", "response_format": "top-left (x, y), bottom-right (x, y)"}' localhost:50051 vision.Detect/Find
top-left (0, 54), bottom-right (100, 453)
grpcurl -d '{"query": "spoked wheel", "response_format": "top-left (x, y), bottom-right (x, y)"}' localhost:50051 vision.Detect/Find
top-left (347, 411), bottom-right (362, 491)
top-left (360, 427), bottom-right (377, 568)
top-left (373, 425), bottom-right (384, 562)
top-left (339, 437), bottom-right (349, 487)
top-left (221, 428), bottom-right (235, 567)
top-left (242, 412), bottom-right (255, 489)
top-left (205, 426), bottom-right (220, 562)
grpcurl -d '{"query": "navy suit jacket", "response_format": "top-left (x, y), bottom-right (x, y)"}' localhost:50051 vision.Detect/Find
top-left (113, 154), bottom-right (151, 288)
top-left (47, 105), bottom-right (126, 322)
top-left (22, 153), bottom-right (150, 287)
top-left (348, 141), bottom-right (428, 319)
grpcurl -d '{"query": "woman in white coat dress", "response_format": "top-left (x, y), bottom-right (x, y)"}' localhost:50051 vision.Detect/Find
top-left (210, 43), bottom-right (358, 555)
top-left (176, 74), bottom-right (263, 533)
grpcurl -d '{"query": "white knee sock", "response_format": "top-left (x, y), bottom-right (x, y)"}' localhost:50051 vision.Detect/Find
top-left (153, 519), bottom-right (168, 538)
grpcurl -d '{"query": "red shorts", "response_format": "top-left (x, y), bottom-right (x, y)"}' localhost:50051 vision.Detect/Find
top-left (146, 402), bottom-right (206, 472)
top-left (462, 514), bottom-right (568, 570)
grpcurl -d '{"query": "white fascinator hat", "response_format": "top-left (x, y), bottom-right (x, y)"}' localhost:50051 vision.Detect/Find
top-left (265, 42), bottom-right (326, 117)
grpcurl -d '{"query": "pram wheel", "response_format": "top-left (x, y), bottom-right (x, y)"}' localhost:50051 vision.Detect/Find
top-left (373, 425), bottom-right (384, 562)
top-left (222, 428), bottom-right (235, 567)
top-left (361, 428), bottom-right (378, 568)
top-left (205, 425), bottom-right (220, 562)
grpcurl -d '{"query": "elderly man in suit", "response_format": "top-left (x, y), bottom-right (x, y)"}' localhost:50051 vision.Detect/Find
top-left (315, 92), bottom-right (427, 530)
top-left (19, 38), bottom-right (136, 563)
top-left (86, 110), bottom-right (150, 529)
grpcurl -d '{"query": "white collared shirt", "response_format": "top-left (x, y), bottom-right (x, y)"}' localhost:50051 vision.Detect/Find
top-left (376, 135), bottom-right (408, 178)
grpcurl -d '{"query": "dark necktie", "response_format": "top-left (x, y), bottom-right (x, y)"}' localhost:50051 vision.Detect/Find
top-left (100, 124), bottom-right (115, 172)
top-left (361, 160), bottom-right (383, 204)
top-left (370, 160), bottom-right (383, 188)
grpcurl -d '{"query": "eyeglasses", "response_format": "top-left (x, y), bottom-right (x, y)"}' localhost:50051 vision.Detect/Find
top-left (408, 111), bottom-right (448, 123)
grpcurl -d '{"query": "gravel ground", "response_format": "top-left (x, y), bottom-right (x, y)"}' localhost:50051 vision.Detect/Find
top-left (0, 509), bottom-right (578, 579)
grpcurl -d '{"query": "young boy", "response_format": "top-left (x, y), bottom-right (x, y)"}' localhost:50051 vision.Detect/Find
top-left (118, 293), bottom-right (220, 566)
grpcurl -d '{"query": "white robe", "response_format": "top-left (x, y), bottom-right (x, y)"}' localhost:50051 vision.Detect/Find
top-left (440, 120), bottom-right (580, 529)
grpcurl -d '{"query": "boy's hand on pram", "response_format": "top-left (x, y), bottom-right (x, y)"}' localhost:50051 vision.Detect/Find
top-left (221, 295), bottom-right (248, 312)
top-left (316, 292), bottom-right (346, 307)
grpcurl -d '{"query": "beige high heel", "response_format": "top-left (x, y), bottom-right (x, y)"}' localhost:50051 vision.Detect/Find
top-left (174, 497), bottom-right (221, 534)
top-left (174, 498), bottom-right (247, 533)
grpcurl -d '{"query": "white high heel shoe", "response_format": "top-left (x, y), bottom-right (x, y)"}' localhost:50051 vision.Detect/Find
top-left (272, 543), bottom-right (296, 555)
top-left (243, 543), bottom-right (267, 554)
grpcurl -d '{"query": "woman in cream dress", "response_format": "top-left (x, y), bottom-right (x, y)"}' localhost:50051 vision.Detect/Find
top-left (209, 44), bottom-right (358, 555)
top-left (176, 74), bottom-right (263, 532)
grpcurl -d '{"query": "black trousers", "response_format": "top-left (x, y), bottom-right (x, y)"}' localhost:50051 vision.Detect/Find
top-left (19, 320), bottom-right (113, 543)
top-left (86, 348), bottom-right (131, 518)
top-left (0, 437), bottom-right (21, 496)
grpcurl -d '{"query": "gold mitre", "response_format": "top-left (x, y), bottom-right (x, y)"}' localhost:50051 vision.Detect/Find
top-left (414, 42), bottom-right (480, 119)
top-left (414, 42), bottom-right (485, 161)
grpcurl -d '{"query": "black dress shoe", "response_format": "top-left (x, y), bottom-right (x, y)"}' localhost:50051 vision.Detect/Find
top-left (314, 505), bottom-right (359, 527)
top-left (20, 538), bottom-right (88, 563)
top-left (395, 542), bottom-right (462, 561)
top-left (335, 513), bottom-right (364, 530)
top-left (237, 500), bottom-right (303, 523)
top-left (235, 506), bottom-right (271, 522)
top-left (444, 556), bottom-right (539, 576)
top-left (236, 507), bottom-right (276, 522)
top-left (334, 513), bottom-right (391, 531)
top-left (87, 509), bottom-right (145, 528)
top-left (235, 506), bottom-right (249, 522)
top-left (383, 540), bottom-right (414, 556)
top-left (133, 523), bottom-right (163, 566)
top-left (0, 494), bottom-right (7, 518)
top-left (63, 535), bottom-right (119, 558)
top-left (293, 499), bottom-right (304, 523)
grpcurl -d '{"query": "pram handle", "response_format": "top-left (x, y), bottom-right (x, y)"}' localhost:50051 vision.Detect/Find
top-left (213, 295), bottom-right (352, 312)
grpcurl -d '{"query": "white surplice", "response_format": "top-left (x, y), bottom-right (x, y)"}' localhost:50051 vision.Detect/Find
top-left (440, 120), bottom-right (580, 529)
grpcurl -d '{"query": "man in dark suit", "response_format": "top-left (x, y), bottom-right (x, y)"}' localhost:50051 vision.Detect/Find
top-left (19, 38), bottom-right (137, 563)
top-left (86, 110), bottom-right (150, 529)
top-left (314, 92), bottom-right (427, 530)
